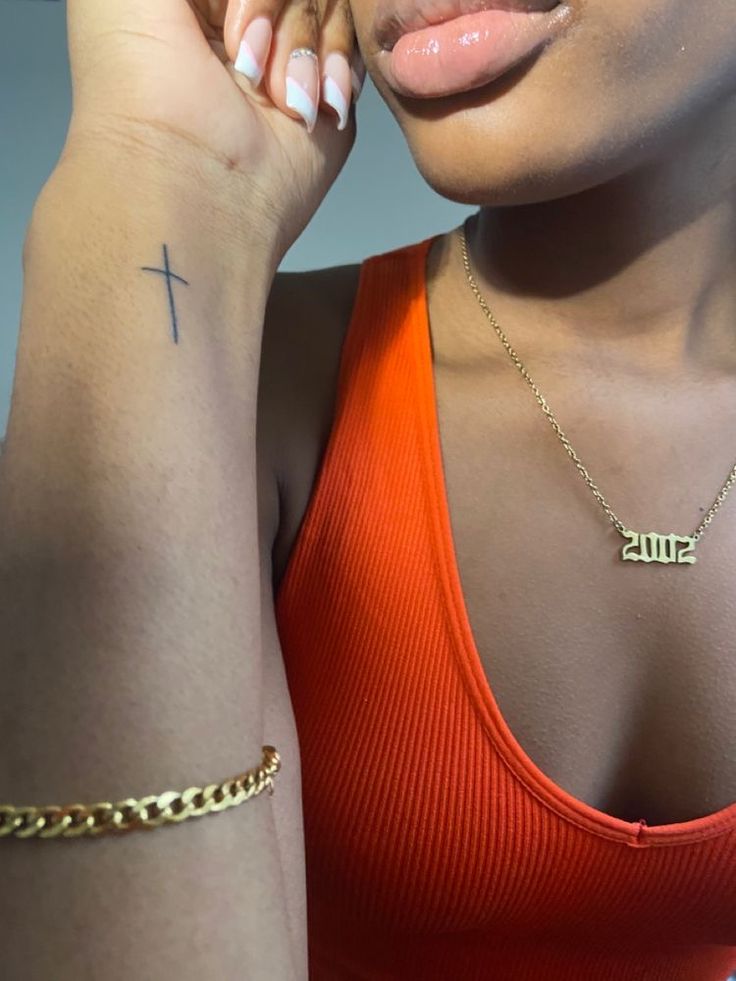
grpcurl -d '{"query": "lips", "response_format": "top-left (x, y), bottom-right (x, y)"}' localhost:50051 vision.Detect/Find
top-left (373, 0), bottom-right (562, 52)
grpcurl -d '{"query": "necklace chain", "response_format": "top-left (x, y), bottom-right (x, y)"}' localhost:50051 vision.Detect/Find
top-left (459, 221), bottom-right (736, 546)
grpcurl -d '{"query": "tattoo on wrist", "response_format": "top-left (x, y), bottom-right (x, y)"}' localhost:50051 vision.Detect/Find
top-left (141, 244), bottom-right (189, 344)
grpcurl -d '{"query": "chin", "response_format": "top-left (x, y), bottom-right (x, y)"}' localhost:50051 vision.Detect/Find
top-left (369, 61), bottom-right (710, 210)
top-left (384, 96), bottom-right (618, 209)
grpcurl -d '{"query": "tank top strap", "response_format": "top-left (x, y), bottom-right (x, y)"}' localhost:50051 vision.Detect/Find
top-left (275, 232), bottom-right (439, 607)
top-left (335, 234), bottom-right (438, 408)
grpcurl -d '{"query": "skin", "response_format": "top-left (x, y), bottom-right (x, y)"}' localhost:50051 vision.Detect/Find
top-left (358, 0), bottom-right (736, 371)
top-left (259, 0), bottom-right (736, 838)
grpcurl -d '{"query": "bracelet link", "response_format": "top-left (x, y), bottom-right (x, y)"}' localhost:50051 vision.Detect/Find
top-left (0, 745), bottom-right (281, 839)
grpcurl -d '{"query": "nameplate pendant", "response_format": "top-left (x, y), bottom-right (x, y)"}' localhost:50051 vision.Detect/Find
top-left (620, 530), bottom-right (697, 565)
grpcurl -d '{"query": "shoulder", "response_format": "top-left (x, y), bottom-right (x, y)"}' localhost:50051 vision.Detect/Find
top-left (257, 261), bottom-right (363, 589)
top-left (256, 231), bottom-right (447, 589)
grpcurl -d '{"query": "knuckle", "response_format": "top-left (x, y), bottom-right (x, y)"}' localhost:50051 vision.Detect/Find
top-left (270, 0), bottom-right (318, 54)
top-left (319, 2), bottom-right (355, 64)
top-left (339, 0), bottom-right (356, 33)
top-left (300, 0), bottom-right (320, 33)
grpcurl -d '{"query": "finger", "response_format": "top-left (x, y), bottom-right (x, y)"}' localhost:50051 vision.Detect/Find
top-left (351, 45), bottom-right (367, 104)
top-left (225, 0), bottom-right (284, 97)
top-left (225, 0), bottom-right (271, 63)
top-left (236, 0), bottom-right (322, 133)
top-left (317, 0), bottom-right (357, 131)
top-left (274, 0), bottom-right (322, 134)
top-left (196, 1), bottom-right (228, 28)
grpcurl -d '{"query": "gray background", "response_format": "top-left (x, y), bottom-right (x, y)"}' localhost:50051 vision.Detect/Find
top-left (0, 0), bottom-right (473, 435)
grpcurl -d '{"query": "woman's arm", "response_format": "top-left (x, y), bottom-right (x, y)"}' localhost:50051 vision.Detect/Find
top-left (0, 135), bottom-right (303, 979)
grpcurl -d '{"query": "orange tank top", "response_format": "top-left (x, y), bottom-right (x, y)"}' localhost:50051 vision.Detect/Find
top-left (274, 234), bottom-right (736, 981)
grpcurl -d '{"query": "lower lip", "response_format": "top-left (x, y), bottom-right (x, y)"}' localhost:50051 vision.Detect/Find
top-left (381, 5), bottom-right (570, 99)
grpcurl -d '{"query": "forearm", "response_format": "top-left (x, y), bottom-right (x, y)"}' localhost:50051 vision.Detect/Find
top-left (0, 139), bottom-right (295, 977)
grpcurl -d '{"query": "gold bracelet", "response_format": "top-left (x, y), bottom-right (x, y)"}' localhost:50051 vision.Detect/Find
top-left (0, 745), bottom-right (280, 840)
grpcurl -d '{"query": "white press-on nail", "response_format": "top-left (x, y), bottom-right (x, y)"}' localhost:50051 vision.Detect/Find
top-left (234, 41), bottom-right (261, 83)
top-left (323, 75), bottom-right (348, 130)
top-left (351, 49), bottom-right (366, 102)
top-left (285, 77), bottom-right (318, 133)
top-left (286, 49), bottom-right (319, 133)
top-left (233, 17), bottom-right (272, 87)
top-left (322, 52), bottom-right (352, 130)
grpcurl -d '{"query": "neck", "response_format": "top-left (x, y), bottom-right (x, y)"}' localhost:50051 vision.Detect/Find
top-left (465, 99), bottom-right (736, 377)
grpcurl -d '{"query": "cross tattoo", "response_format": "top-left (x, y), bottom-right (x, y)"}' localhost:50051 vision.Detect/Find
top-left (140, 244), bottom-right (189, 344)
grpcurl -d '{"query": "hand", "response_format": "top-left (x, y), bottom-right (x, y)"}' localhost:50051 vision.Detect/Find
top-left (64, 0), bottom-right (365, 259)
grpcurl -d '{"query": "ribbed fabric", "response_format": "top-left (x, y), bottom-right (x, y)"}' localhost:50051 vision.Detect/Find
top-left (274, 235), bottom-right (736, 980)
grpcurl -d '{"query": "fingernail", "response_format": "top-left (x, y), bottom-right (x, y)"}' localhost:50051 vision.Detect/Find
top-left (286, 49), bottom-right (319, 134)
top-left (351, 48), bottom-right (366, 103)
top-left (322, 52), bottom-right (352, 131)
top-left (234, 16), bottom-right (272, 87)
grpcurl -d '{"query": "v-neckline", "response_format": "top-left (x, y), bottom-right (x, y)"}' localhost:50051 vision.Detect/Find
top-left (412, 230), bottom-right (736, 847)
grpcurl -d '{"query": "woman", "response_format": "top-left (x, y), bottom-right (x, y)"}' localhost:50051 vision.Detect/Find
top-left (0, 0), bottom-right (734, 978)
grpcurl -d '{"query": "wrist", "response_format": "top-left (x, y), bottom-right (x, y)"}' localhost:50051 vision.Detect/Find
top-left (46, 118), bottom-right (285, 275)
top-left (24, 132), bottom-right (281, 378)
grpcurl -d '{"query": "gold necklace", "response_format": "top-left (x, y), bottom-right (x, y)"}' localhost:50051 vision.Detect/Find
top-left (459, 222), bottom-right (736, 566)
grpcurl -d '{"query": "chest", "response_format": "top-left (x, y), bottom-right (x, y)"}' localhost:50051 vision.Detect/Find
top-left (433, 351), bottom-right (736, 827)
